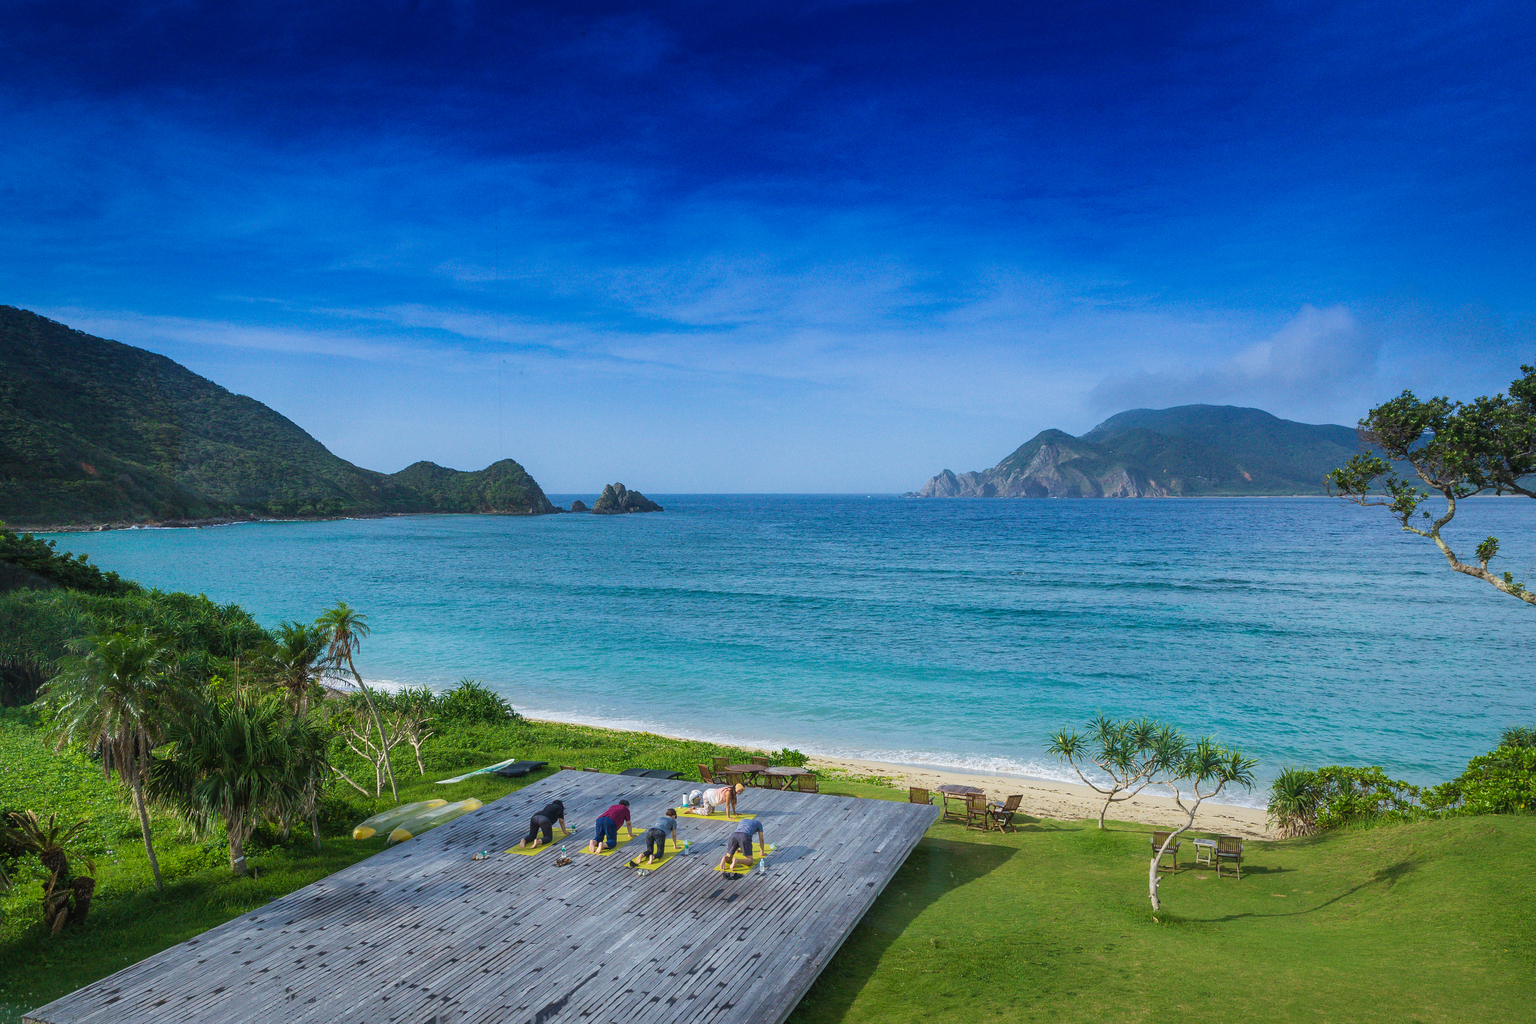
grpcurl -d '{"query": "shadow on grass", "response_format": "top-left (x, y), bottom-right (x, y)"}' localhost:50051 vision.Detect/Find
top-left (786, 837), bottom-right (1016, 1024)
top-left (1186, 858), bottom-right (1420, 924)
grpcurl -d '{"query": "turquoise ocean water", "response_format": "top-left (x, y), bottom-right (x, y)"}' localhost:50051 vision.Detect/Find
top-left (41, 496), bottom-right (1534, 805)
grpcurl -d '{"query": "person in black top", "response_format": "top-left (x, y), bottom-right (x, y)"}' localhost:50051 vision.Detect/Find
top-left (519, 799), bottom-right (569, 849)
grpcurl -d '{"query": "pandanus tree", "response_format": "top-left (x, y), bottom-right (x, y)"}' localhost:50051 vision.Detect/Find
top-left (316, 602), bottom-right (397, 802)
top-left (152, 687), bottom-right (325, 874)
top-left (1147, 734), bottom-right (1258, 913)
top-left (1048, 716), bottom-right (1172, 828)
top-left (45, 630), bottom-right (176, 893)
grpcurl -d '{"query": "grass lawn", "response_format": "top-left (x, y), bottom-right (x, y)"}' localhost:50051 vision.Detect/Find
top-left (4, 715), bottom-right (1534, 1024)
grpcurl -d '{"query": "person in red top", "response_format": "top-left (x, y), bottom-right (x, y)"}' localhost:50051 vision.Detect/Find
top-left (586, 799), bottom-right (634, 853)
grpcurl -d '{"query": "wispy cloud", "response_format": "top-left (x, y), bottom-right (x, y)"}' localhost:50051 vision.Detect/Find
top-left (1088, 305), bottom-right (1380, 419)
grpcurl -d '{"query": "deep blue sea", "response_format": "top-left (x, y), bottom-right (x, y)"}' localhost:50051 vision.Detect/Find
top-left (41, 496), bottom-right (1534, 805)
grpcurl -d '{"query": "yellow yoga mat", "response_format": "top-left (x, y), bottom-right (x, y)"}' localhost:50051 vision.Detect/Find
top-left (676, 808), bottom-right (757, 821)
top-left (624, 846), bottom-right (684, 870)
top-left (588, 834), bottom-right (638, 856)
top-left (506, 841), bottom-right (568, 856)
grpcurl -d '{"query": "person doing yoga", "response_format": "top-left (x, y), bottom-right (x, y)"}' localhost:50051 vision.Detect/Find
top-left (518, 799), bottom-right (569, 849)
top-left (628, 808), bottom-right (679, 867)
top-left (586, 799), bottom-right (635, 853)
top-left (717, 816), bottom-right (767, 872)
top-left (687, 783), bottom-right (744, 816)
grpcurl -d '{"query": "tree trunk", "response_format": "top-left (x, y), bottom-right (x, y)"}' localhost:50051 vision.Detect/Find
top-left (1098, 799), bottom-right (1109, 829)
top-left (228, 811), bottom-right (248, 876)
top-left (130, 754), bottom-right (164, 894)
top-left (310, 805), bottom-right (322, 852)
top-left (349, 660), bottom-right (398, 803)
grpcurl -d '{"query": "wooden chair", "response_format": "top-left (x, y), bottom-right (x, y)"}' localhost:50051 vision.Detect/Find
top-left (697, 763), bottom-right (714, 784)
top-left (749, 756), bottom-right (772, 786)
top-left (1151, 831), bottom-right (1181, 873)
top-left (724, 771), bottom-right (747, 789)
top-left (750, 756), bottom-right (771, 767)
top-left (987, 794), bottom-right (1023, 832)
top-left (1216, 835), bottom-right (1244, 879)
top-left (964, 792), bottom-right (990, 830)
top-left (909, 787), bottom-right (933, 805)
top-left (796, 774), bottom-right (819, 793)
top-left (712, 756), bottom-right (731, 775)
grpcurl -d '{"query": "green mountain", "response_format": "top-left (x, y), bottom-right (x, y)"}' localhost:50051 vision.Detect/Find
top-left (0, 306), bottom-right (556, 526)
top-left (914, 405), bottom-right (1362, 497)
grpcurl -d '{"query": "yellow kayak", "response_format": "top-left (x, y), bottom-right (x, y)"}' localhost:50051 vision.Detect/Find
top-left (387, 798), bottom-right (484, 843)
top-left (353, 799), bottom-right (448, 840)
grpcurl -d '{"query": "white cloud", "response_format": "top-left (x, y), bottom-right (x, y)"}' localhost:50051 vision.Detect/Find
top-left (1088, 304), bottom-right (1379, 418)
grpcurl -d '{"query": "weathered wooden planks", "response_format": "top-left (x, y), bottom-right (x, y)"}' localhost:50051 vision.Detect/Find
top-left (26, 771), bottom-right (939, 1024)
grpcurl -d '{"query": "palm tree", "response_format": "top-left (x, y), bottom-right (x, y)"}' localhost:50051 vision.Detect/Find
top-left (151, 688), bottom-right (297, 875)
top-left (45, 630), bottom-right (175, 893)
top-left (315, 602), bottom-right (398, 802)
top-left (2, 810), bottom-right (95, 933)
top-left (262, 621), bottom-right (328, 714)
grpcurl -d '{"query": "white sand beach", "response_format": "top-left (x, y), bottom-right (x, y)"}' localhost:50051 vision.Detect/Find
top-left (808, 754), bottom-right (1273, 839)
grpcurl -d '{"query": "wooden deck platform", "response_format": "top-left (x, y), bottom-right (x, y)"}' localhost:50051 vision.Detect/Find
top-left (26, 771), bottom-right (940, 1024)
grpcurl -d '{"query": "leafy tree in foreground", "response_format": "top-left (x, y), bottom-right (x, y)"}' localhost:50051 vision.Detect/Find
top-left (1329, 364), bottom-right (1536, 607)
top-left (44, 630), bottom-right (176, 893)
top-left (1146, 733), bottom-right (1257, 914)
top-left (1049, 716), bottom-right (1172, 829)
top-left (152, 688), bottom-right (322, 875)
top-left (316, 602), bottom-right (397, 802)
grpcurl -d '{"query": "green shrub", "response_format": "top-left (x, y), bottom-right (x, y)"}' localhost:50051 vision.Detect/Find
top-left (1501, 725), bottom-right (1536, 749)
top-left (771, 747), bottom-right (809, 767)
top-left (437, 679), bottom-right (520, 726)
top-left (0, 528), bottom-right (140, 596)
top-left (1266, 765), bottom-right (1421, 833)
top-left (1425, 743), bottom-right (1536, 815)
top-left (1266, 766), bottom-right (1320, 837)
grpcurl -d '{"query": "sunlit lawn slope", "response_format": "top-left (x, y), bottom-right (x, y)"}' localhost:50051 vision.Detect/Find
top-left (3, 715), bottom-right (1532, 1024)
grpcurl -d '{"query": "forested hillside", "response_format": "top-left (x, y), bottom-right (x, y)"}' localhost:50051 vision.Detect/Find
top-left (0, 307), bottom-right (555, 525)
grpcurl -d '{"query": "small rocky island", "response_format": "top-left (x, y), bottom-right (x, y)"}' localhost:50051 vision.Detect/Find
top-left (568, 499), bottom-right (590, 512)
top-left (590, 483), bottom-right (663, 514)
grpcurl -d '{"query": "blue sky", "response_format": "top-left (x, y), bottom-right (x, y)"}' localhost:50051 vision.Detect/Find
top-left (3, 1), bottom-right (1533, 492)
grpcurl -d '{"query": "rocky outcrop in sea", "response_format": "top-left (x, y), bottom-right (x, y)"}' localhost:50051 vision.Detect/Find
top-left (569, 500), bottom-right (590, 512)
top-left (591, 483), bottom-right (663, 514)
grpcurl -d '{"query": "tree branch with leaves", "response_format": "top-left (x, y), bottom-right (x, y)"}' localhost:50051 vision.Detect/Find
top-left (1330, 365), bottom-right (1536, 607)
top-left (1048, 716), bottom-right (1172, 828)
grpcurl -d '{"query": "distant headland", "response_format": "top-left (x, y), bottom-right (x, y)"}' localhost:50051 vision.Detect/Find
top-left (912, 405), bottom-right (1362, 498)
top-left (0, 306), bottom-right (661, 528)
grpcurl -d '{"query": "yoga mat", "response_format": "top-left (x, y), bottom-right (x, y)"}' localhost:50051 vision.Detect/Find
top-left (507, 841), bottom-right (566, 856)
top-left (624, 846), bottom-right (685, 870)
top-left (676, 808), bottom-right (756, 821)
top-left (588, 834), bottom-right (637, 855)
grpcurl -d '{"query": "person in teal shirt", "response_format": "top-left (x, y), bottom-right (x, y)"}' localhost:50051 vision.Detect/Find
top-left (717, 816), bottom-right (766, 871)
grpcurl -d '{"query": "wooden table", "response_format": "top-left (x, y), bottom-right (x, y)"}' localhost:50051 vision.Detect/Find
top-left (934, 783), bottom-right (985, 822)
top-left (719, 764), bottom-right (763, 783)
top-left (761, 765), bottom-right (811, 790)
